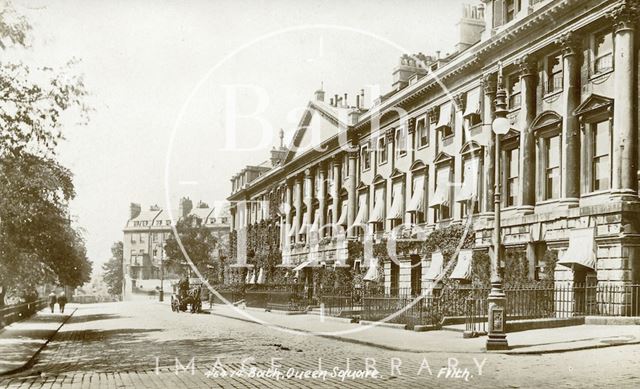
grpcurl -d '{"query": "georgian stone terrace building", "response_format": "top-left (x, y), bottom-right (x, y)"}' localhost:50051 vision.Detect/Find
top-left (228, 0), bottom-right (640, 297)
top-left (122, 198), bottom-right (230, 299)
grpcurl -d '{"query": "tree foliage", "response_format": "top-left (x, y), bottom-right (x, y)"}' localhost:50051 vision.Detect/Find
top-left (164, 215), bottom-right (221, 281)
top-left (0, 2), bottom-right (91, 302)
top-left (1, 3), bottom-right (89, 157)
top-left (102, 241), bottom-right (123, 296)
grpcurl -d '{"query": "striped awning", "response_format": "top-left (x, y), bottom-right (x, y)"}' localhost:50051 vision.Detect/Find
top-left (368, 187), bottom-right (385, 223)
top-left (435, 102), bottom-right (452, 131)
top-left (352, 193), bottom-right (368, 226)
top-left (558, 228), bottom-right (596, 270)
top-left (336, 201), bottom-right (348, 226)
top-left (293, 259), bottom-right (313, 272)
top-left (407, 175), bottom-right (425, 213)
top-left (363, 259), bottom-right (379, 281)
top-left (298, 213), bottom-right (309, 235)
top-left (457, 157), bottom-right (480, 202)
top-left (286, 216), bottom-right (299, 237)
top-left (463, 87), bottom-right (481, 118)
top-left (423, 251), bottom-right (444, 281)
top-left (309, 209), bottom-right (320, 233)
top-left (430, 167), bottom-right (450, 208)
top-left (450, 249), bottom-right (473, 280)
top-left (387, 181), bottom-right (404, 220)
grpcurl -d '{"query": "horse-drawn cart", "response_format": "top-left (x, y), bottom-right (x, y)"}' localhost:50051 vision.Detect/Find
top-left (170, 279), bottom-right (202, 313)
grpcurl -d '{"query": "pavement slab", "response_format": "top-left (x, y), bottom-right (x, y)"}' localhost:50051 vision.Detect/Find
top-left (0, 308), bottom-right (75, 376)
top-left (206, 303), bottom-right (640, 355)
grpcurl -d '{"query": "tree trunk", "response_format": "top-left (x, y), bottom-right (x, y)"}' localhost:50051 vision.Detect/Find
top-left (0, 285), bottom-right (6, 309)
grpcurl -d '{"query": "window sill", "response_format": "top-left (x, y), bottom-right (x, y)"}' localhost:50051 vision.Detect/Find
top-left (580, 189), bottom-right (611, 199)
top-left (543, 89), bottom-right (563, 100)
top-left (589, 68), bottom-right (614, 82)
top-left (417, 143), bottom-right (429, 150)
top-left (508, 107), bottom-right (521, 114)
top-left (535, 199), bottom-right (560, 206)
top-left (378, 161), bottom-right (388, 167)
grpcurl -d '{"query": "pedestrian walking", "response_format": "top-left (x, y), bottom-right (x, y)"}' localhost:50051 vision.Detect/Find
top-left (58, 293), bottom-right (67, 313)
top-left (48, 292), bottom-right (57, 313)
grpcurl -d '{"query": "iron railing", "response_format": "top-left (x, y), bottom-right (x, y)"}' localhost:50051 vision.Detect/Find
top-left (0, 299), bottom-right (47, 329)
top-left (360, 288), bottom-right (442, 328)
top-left (465, 283), bottom-right (640, 336)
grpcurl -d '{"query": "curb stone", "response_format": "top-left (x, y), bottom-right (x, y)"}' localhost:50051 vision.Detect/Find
top-left (207, 306), bottom-right (640, 356)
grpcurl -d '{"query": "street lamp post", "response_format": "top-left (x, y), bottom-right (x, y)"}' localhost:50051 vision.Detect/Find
top-left (487, 62), bottom-right (509, 350)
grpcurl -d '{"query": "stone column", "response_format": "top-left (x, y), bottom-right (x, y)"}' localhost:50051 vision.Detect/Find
top-left (230, 208), bottom-right (236, 231)
top-left (482, 73), bottom-right (497, 214)
top-left (610, 2), bottom-right (638, 199)
top-left (285, 182), bottom-right (293, 225)
top-left (517, 54), bottom-right (537, 212)
top-left (332, 156), bottom-right (341, 227)
top-left (294, 176), bottom-right (303, 242)
top-left (284, 182), bottom-right (293, 251)
top-left (304, 168), bottom-right (314, 231)
top-left (318, 164), bottom-right (326, 235)
top-left (557, 32), bottom-right (582, 206)
top-left (347, 149), bottom-right (358, 237)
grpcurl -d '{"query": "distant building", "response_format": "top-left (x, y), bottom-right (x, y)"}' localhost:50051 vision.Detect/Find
top-left (122, 198), bottom-right (230, 299)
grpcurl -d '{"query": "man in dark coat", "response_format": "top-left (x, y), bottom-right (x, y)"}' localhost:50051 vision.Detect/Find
top-left (48, 292), bottom-right (57, 313)
top-left (58, 293), bottom-right (68, 313)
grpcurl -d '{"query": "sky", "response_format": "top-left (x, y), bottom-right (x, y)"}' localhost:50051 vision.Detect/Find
top-left (12, 0), bottom-right (467, 271)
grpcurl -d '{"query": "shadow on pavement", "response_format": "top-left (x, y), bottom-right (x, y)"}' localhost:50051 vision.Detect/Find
top-left (25, 315), bottom-right (68, 324)
top-left (66, 313), bottom-right (124, 324)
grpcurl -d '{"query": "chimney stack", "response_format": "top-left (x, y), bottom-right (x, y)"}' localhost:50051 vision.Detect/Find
top-left (356, 95), bottom-right (360, 109)
top-left (314, 87), bottom-right (325, 102)
top-left (334, 94), bottom-right (338, 107)
top-left (343, 93), bottom-right (348, 107)
top-left (179, 197), bottom-right (193, 218)
top-left (456, 4), bottom-right (485, 52)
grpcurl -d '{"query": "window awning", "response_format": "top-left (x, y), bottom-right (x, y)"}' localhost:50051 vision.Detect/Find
top-left (245, 271), bottom-right (251, 284)
top-left (256, 268), bottom-right (265, 284)
top-left (352, 193), bottom-right (368, 226)
top-left (463, 88), bottom-right (481, 118)
top-left (430, 167), bottom-right (450, 208)
top-left (450, 249), bottom-right (473, 280)
top-left (368, 187), bottom-right (385, 223)
top-left (407, 175), bottom-right (425, 212)
top-left (248, 269), bottom-right (256, 284)
top-left (287, 216), bottom-right (299, 237)
top-left (298, 213), bottom-right (309, 235)
top-left (423, 251), bottom-right (444, 281)
top-left (387, 181), bottom-right (404, 220)
top-left (457, 157), bottom-right (480, 202)
top-left (435, 102), bottom-right (452, 130)
top-left (336, 201), bottom-right (348, 226)
top-left (309, 209), bottom-right (320, 233)
top-left (558, 228), bottom-right (597, 270)
top-left (363, 258), bottom-right (379, 281)
top-left (293, 259), bottom-right (313, 272)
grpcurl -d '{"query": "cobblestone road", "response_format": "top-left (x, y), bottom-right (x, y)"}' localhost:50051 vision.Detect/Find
top-left (1, 302), bottom-right (639, 388)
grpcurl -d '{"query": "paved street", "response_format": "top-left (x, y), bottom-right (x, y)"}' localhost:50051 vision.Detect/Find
top-left (1, 301), bottom-right (639, 388)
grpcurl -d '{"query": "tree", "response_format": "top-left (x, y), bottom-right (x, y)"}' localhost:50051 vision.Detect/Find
top-left (164, 215), bottom-right (221, 281)
top-left (1, 3), bottom-right (89, 158)
top-left (0, 2), bottom-right (91, 305)
top-left (102, 242), bottom-right (124, 297)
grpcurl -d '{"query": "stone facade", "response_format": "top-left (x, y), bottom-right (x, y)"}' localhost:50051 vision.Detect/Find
top-left (228, 0), bottom-right (640, 300)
